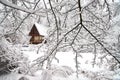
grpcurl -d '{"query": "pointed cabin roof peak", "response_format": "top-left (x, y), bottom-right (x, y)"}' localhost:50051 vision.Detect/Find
top-left (29, 23), bottom-right (48, 37)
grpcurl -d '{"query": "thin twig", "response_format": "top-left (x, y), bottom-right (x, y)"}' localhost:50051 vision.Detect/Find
top-left (0, 9), bottom-right (13, 24)
top-left (0, 0), bottom-right (35, 14)
top-left (71, 25), bottom-right (82, 44)
top-left (49, 0), bottom-right (59, 43)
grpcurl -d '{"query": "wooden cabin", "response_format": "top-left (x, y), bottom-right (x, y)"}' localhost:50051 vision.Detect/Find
top-left (29, 23), bottom-right (48, 44)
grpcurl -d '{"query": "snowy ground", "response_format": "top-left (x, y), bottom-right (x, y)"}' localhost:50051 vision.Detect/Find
top-left (21, 44), bottom-right (106, 71)
top-left (3, 44), bottom-right (120, 80)
top-left (0, 72), bottom-right (89, 80)
top-left (0, 69), bottom-right (120, 80)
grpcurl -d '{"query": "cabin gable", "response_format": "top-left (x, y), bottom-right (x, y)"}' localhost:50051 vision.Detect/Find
top-left (29, 24), bottom-right (40, 36)
top-left (29, 23), bottom-right (47, 44)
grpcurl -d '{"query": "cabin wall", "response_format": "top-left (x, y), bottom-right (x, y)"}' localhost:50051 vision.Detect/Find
top-left (30, 35), bottom-right (44, 44)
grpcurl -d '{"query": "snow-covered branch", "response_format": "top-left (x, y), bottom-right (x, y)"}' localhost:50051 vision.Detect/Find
top-left (77, 0), bottom-right (120, 64)
top-left (0, 0), bottom-right (35, 14)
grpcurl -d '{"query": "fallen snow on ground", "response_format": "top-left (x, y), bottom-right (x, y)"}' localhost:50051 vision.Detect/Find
top-left (21, 44), bottom-right (45, 62)
top-left (52, 51), bottom-right (76, 70)
top-left (21, 45), bottom-right (105, 71)
top-left (1, 69), bottom-right (120, 80)
top-left (0, 72), bottom-right (89, 80)
top-left (11, 44), bottom-right (119, 80)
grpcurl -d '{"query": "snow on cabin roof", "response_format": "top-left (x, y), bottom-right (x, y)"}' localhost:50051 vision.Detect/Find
top-left (35, 23), bottom-right (48, 36)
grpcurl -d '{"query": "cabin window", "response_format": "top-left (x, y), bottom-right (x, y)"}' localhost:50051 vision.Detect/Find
top-left (34, 36), bottom-right (43, 42)
top-left (34, 36), bottom-right (40, 41)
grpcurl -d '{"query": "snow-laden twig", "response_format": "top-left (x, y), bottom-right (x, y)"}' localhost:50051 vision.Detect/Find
top-left (0, 0), bottom-right (35, 14)
top-left (77, 0), bottom-right (120, 64)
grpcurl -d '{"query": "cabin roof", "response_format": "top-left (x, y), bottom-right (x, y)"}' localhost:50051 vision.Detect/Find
top-left (29, 23), bottom-right (48, 36)
top-left (35, 23), bottom-right (48, 36)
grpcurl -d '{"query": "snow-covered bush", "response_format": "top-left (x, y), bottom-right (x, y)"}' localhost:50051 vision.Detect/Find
top-left (78, 69), bottom-right (119, 80)
top-left (41, 69), bottom-right (52, 80)
top-left (0, 37), bottom-right (29, 75)
top-left (0, 73), bottom-right (22, 80)
top-left (19, 77), bottom-right (29, 80)
top-left (33, 65), bottom-right (74, 80)
top-left (51, 65), bottom-right (74, 77)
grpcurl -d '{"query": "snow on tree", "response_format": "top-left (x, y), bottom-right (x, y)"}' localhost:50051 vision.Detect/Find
top-left (0, 0), bottom-right (120, 79)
